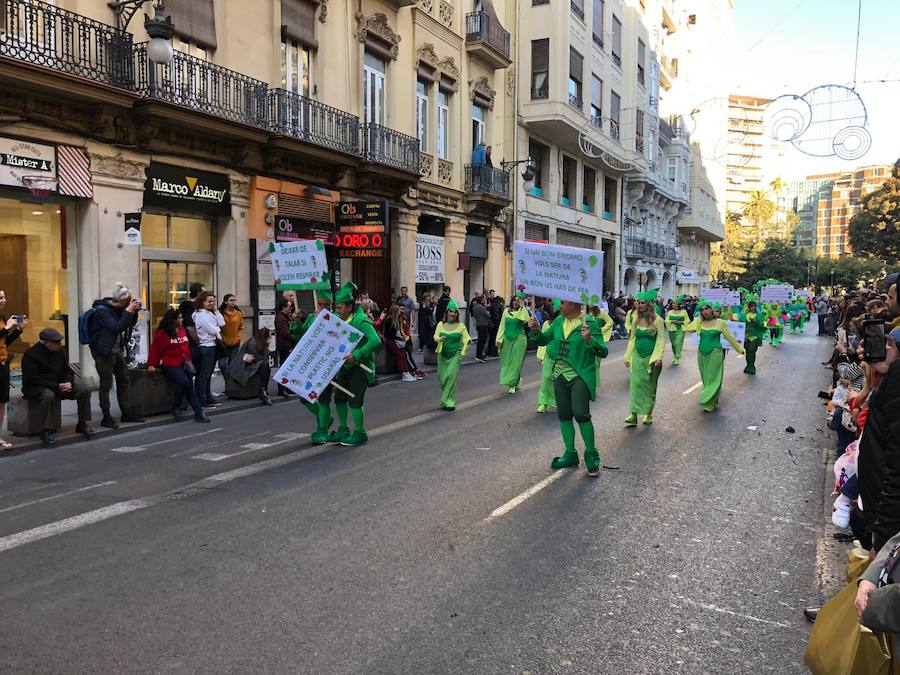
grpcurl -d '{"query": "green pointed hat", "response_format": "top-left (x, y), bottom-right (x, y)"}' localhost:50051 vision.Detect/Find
top-left (552, 299), bottom-right (561, 312)
top-left (636, 288), bottom-right (659, 302)
top-left (446, 299), bottom-right (459, 312)
top-left (712, 302), bottom-right (723, 312)
top-left (675, 294), bottom-right (686, 305)
top-left (317, 289), bottom-right (333, 302)
top-left (334, 282), bottom-right (358, 305)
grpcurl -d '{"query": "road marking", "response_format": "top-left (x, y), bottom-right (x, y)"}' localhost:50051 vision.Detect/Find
top-left (682, 381), bottom-right (702, 395)
top-left (0, 481), bottom-right (118, 515)
top-left (109, 428), bottom-right (223, 454)
top-left (676, 596), bottom-right (791, 628)
top-left (485, 471), bottom-right (567, 520)
top-left (191, 433), bottom-right (309, 462)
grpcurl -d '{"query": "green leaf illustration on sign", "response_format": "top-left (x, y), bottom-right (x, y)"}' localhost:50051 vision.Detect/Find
top-left (588, 255), bottom-right (598, 267)
top-left (580, 292), bottom-right (589, 303)
top-left (347, 333), bottom-right (361, 343)
top-left (590, 294), bottom-right (599, 304)
top-left (315, 240), bottom-right (325, 251)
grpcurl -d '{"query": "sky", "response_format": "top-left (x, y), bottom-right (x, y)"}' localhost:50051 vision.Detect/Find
top-left (730, 0), bottom-right (900, 180)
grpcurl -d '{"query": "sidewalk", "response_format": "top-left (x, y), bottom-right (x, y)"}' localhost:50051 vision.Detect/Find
top-left (2, 354), bottom-right (500, 454)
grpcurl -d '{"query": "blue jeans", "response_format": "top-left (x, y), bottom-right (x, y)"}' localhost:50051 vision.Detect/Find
top-left (162, 365), bottom-right (204, 417)
top-left (195, 346), bottom-right (217, 404)
top-left (828, 410), bottom-right (855, 458)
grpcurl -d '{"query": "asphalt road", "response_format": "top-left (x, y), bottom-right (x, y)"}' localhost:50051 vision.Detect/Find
top-left (0, 326), bottom-right (834, 673)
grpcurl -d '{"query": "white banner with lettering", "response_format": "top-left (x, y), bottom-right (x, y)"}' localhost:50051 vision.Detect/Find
top-left (760, 284), bottom-right (794, 304)
top-left (705, 288), bottom-right (741, 306)
top-left (513, 241), bottom-right (604, 305)
top-left (415, 234), bottom-right (445, 284)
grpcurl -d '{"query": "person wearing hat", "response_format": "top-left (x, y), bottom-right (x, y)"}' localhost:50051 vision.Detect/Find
top-left (328, 282), bottom-right (382, 446)
top-left (685, 300), bottom-right (745, 412)
top-left (527, 300), bottom-right (608, 476)
top-left (764, 302), bottom-right (782, 346)
top-left (624, 289), bottom-right (666, 425)
top-left (664, 294), bottom-right (690, 365)
top-left (21, 328), bottom-right (94, 446)
top-left (295, 290), bottom-right (335, 444)
top-left (587, 305), bottom-right (614, 389)
top-left (741, 295), bottom-right (767, 375)
top-left (536, 299), bottom-right (560, 413)
top-left (496, 294), bottom-right (530, 395)
top-left (434, 299), bottom-right (471, 411)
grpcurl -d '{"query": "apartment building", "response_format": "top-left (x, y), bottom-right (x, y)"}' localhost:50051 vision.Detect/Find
top-left (783, 176), bottom-right (837, 252)
top-left (725, 94), bottom-right (786, 216)
top-left (0, 0), bottom-right (516, 379)
top-left (816, 165), bottom-right (892, 258)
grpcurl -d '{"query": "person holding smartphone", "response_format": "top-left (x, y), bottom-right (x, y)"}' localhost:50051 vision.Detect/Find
top-left (0, 289), bottom-right (27, 449)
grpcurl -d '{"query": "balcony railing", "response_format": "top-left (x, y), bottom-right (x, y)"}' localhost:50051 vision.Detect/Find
top-left (465, 11), bottom-right (511, 60)
top-left (624, 237), bottom-right (646, 257)
top-left (269, 88), bottom-right (359, 155)
top-left (625, 237), bottom-right (677, 261)
top-left (0, 0), bottom-right (134, 88)
top-left (531, 84), bottom-right (549, 100)
top-left (135, 44), bottom-right (268, 128)
top-left (570, 1), bottom-right (585, 21)
top-left (465, 165), bottom-right (510, 200)
top-left (611, 51), bottom-right (622, 68)
top-left (360, 123), bottom-right (420, 173)
top-left (568, 93), bottom-right (582, 110)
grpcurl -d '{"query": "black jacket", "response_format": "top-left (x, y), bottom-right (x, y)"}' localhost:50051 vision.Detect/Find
top-left (435, 294), bottom-right (452, 324)
top-left (21, 342), bottom-right (74, 399)
top-left (88, 298), bottom-right (137, 356)
top-left (489, 297), bottom-right (505, 324)
top-left (859, 360), bottom-right (900, 551)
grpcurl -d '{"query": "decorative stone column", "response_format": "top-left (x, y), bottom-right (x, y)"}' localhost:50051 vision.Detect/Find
top-left (443, 217), bottom-right (467, 298)
top-left (485, 226), bottom-right (506, 297)
top-left (393, 208), bottom-right (420, 292)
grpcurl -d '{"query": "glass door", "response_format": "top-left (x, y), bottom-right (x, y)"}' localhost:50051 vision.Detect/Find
top-left (142, 261), bottom-right (215, 333)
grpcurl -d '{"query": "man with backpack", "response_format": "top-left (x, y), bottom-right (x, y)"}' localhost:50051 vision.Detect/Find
top-left (83, 285), bottom-right (143, 428)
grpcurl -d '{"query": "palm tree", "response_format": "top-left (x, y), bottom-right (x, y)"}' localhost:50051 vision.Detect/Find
top-left (769, 177), bottom-right (785, 196)
top-left (743, 189), bottom-right (777, 239)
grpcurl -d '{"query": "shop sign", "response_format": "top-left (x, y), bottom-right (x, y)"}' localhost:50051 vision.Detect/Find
top-left (124, 213), bottom-right (142, 245)
top-left (0, 137), bottom-right (56, 188)
top-left (415, 234), bottom-right (444, 283)
top-left (677, 270), bottom-right (699, 283)
top-left (335, 200), bottom-right (388, 259)
top-left (276, 215), bottom-right (334, 243)
top-left (143, 162), bottom-right (231, 216)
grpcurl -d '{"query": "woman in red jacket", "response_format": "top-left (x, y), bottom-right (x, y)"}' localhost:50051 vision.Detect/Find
top-left (147, 309), bottom-right (210, 423)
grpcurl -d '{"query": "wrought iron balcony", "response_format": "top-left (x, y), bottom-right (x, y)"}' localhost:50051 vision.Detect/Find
top-left (360, 123), bottom-right (420, 174)
top-left (135, 44), bottom-right (268, 128)
top-left (624, 237), bottom-right (646, 257)
top-left (465, 11), bottom-right (511, 69)
top-left (0, 0), bottom-right (135, 88)
top-left (465, 164), bottom-right (510, 200)
top-left (531, 84), bottom-right (548, 100)
top-left (269, 88), bottom-right (359, 155)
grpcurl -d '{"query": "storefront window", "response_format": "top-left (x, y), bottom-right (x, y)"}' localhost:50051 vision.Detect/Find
top-left (0, 197), bottom-right (68, 367)
top-left (141, 261), bottom-right (215, 333)
top-left (142, 213), bottom-right (213, 251)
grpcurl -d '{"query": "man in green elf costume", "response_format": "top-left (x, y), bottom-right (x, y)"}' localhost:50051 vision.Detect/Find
top-left (741, 295), bottom-right (767, 375)
top-left (297, 290), bottom-right (335, 445)
top-left (527, 300), bottom-right (609, 477)
top-left (327, 282), bottom-right (382, 447)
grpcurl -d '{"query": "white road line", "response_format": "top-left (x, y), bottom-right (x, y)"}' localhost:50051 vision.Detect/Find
top-left (0, 481), bottom-right (118, 515)
top-left (191, 433), bottom-right (309, 462)
top-left (485, 471), bottom-right (567, 520)
top-left (109, 428), bottom-right (223, 454)
top-left (682, 381), bottom-right (702, 395)
top-left (676, 596), bottom-right (791, 628)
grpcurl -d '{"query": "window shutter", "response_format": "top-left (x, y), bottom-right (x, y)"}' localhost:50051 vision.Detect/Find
top-left (569, 49), bottom-right (583, 81)
top-left (525, 221), bottom-right (549, 242)
top-left (281, 0), bottom-right (318, 49)
top-left (532, 39), bottom-right (549, 72)
top-left (557, 228), bottom-right (596, 249)
top-left (165, 0), bottom-right (217, 50)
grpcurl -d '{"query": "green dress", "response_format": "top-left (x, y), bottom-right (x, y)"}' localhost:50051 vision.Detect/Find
top-left (497, 307), bottom-right (529, 389)
top-left (625, 316), bottom-right (666, 415)
top-left (665, 309), bottom-right (689, 361)
top-left (687, 318), bottom-right (744, 411)
top-left (536, 320), bottom-right (556, 408)
top-left (435, 321), bottom-right (470, 408)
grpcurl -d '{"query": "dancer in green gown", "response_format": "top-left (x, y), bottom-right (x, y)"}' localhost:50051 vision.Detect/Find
top-left (536, 299), bottom-right (560, 413)
top-left (434, 300), bottom-right (470, 411)
top-left (527, 301), bottom-right (609, 477)
top-left (298, 290), bottom-right (334, 444)
top-left (588, 306), bottom-right (614, 388)
top-left (624, 289), bottom-right (666, 426)
top-left (496, 294), bottom-right (530, 394)
top-left (686, 300), bottom-right (745, 412)
top-left (329, 282), bottom-right (383, 446)
top-left (664, 294), bottom-right (689, 365)
top-left (741, 296), bottom-right (766, 375)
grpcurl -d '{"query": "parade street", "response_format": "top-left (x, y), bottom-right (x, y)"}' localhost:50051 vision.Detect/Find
top-left (0, 328), bottom-right (832, 673)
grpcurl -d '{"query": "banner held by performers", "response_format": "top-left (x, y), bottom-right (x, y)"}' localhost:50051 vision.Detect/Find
top-left (270, 240), bottom-right (330, 290)
top-left (513, 241), bottom-right (604, 305)
top-left (760, 284), bottom-right (794, 304)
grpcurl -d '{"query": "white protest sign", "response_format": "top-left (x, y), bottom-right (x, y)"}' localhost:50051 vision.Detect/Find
top-left (415, 233), bottom-right (445, 283)
top-left (796, 289), bottom-right (811, 298)
top-left (760, 284), bottom-right (794, 304)
top-left (270, 240), bottom-right (329, 290)
top-left (723, 320), bottom-right (745, 349)
top-left (513, 241), bottom-right (603, 305)
top-left (273, 309), bottom-right (364, 403)
top-left (705, 288), bottom-right (741, 306)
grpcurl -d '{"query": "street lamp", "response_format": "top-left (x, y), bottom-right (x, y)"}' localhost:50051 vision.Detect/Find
top-left (109, 0), bottom-right (175, 64)
top-left (830, 268), bottom-right (835, 296)
top-left (501, 159), bottom-right (537, 194)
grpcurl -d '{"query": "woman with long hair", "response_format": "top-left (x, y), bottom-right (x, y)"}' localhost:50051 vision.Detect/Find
top-left (496, 294), bottom-right (530, 394)
top-left (218, 293), bottom-right (243, 375)
top-left (0, 290), bottom-right (26, 449)
top-left (227, 328), bottom-right (274, 406)
top-left (192, 291), bottom-right (224, 407)
top-left (383, 304), bottom-right (419, 382)
top-left (685, 299), bottom-right (745, 412)
top-left (434, 299), bottom-right (471, 411)
top-left (624, 289), bottom-right (666, 426)
top-left (147, 309), bottom-right (209, 422)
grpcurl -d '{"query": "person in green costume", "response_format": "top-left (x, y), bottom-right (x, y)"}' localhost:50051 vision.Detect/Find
top-left (297, 290), bottom-right (335, 445)
top-left (496, 294), bottom-right (530, 394)
top-left (536, 299), bottom-right (560, 413)
top-left (434, 299), bottom-right (471, 411)
top-left (741, 296), bottom-right (766, 375)
top-left (624, 289), bottom-right (666, 425)
top-left (686, 299), bottom-right (745, 412)
top-left (588, 305), bottom-right (614, 388)
top-left (527, 300), bottom-right (609, 477)
top-left (328, 282), bottom-right (383, 446)
top-left (664, 294), bottom-right (689, 365)
top-left (789, 301), bottom-right (803, 334)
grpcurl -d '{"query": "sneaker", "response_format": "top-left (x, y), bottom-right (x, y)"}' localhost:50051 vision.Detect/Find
top-left (202, 401), bottom-right (220, 409)
top-left (75, 422), bottom-right (95, 439)
top-left (120, 413), bottom-right (145, 424)
top-left (832, 500), bottom-right (852, 528)
top-left (414, 373), bottom-right (425, 380)
top-left (537, 404), bottom-right (547, 413)
top-left (584, 449), bottom-right (601, 477)
top-left (100, 415), bottom-right (119, 429)
top-left (40, 429), bottom-right (56, 447)
top-left (624, 413), bottom-right (638, 426)
top-left (402, 372), bottom-right (416, 382)
top-left (194, 414), bottom-right (211, 423)
top-left (476, 357), bottom-right (486, 363)
top-left (340, 430), bottom-right (368, 446)
top-left (327, 426), bottom-right (350, 443)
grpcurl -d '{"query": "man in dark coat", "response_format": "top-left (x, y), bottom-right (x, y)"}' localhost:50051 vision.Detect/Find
top-left (435, 286), bottom-right (452, 325)
top-left (487, 289), bottom-right (505, 356)
top-left (22, 328), bottom-right (93, 446)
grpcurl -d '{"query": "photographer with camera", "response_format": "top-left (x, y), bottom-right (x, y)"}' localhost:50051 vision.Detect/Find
top-left (0, 289), bottom-right (27, 450)
top-left (88, 284), bottom-right (144, 429)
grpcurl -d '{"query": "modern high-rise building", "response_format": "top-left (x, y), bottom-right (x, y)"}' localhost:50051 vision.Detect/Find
top-left (816, 165), bottom-right (892, 258)
top-left (783, 176), bottom-right (837, 251)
